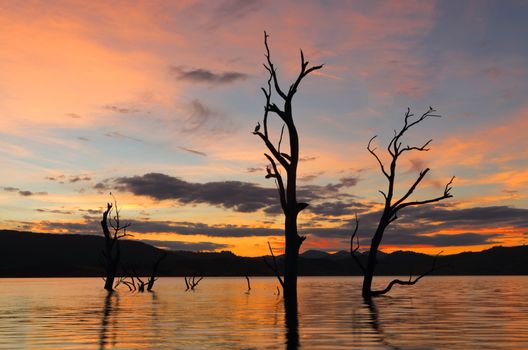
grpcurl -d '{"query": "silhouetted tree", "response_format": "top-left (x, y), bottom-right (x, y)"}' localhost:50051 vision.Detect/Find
top-left (147, 252), bottom-right (167, 292)
top-left (184, 275), bottom-right (203, 291)
top-left (253, 31), bottom-right (322, 303)
top-left (352, 107), bottom-right (455, 299)
top-left (101, 199), bottom-right (130, 291)
top-left (135, 273), bottom-right (146, 292)
top-left (244, 275), bottom-right (251, 294)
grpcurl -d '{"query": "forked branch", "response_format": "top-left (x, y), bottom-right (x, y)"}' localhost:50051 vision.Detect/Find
top-left (350, 214), bottom-right (366, 275)
top-left (371, 252), bottom-right (447, 296)
top-left (185, 275), bottom-right (204, 291)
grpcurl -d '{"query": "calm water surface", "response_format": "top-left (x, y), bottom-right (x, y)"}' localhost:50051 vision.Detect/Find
top-left (0, 276), bottom-right (527, 349)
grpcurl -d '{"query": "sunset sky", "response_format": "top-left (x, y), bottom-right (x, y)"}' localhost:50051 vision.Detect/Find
top-left (1, 0), bottom-right (527, 256)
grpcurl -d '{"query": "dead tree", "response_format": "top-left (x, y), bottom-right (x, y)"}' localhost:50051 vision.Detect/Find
top-left (184, 275), bottom-right (203, 291)
top-left (114, 274), bottom-right (135, 291)
top-left (147, 252), bottom-right (167, 292)
top-left (245, 275), bottom-right (251, 293)
top-left (353, 107), bottom-right (455, 299)
top-left (253, 31), bottom-right (322, 302)
top-left (136, 275), bottom-right (146, 292)
top-left (101, 199), bottom-right (130, 291)
top-left (117, 264), bottom-right (137, 291)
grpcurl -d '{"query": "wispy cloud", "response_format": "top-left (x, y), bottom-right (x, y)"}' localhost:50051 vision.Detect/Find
top-left (170, 66), bottom-right (248, 85)
top-left (35, 208), bottom-right (73, 215)
top-left (103, 104), bottom-right (139, 113)
top-left (179, 146), bottom-right (207, 157)
top-left (208, 0), bottom-right (262, 28)
top-left (3, 187), bottom-right (47, 196)
top-left (183, 99), bottom-right (220, 132)
top-left (246, 167), bottom-right (264, 173)
top-left (45, 174), bottom-right (91, 183)
top-left (104, 131), bottom-right (142, 142)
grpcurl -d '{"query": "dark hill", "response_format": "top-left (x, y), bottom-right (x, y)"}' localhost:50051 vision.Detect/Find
top-left (0, 230), bottom-right (527, 277)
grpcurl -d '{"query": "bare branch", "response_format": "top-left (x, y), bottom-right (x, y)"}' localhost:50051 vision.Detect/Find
top-left (278, 124), bottom-right (285, 154)
top-left (264, 31), bottom-right (287, 100)
top-left (394, 176), bottom-right (454, 212)
top-left (264, 241), bottom-right (284, 287)
top-left (286, 48), bottom-right (324, 100)
top-left (399, 139), bottom-right (432, 155)
top-left (371, 251), bottom-right (446, 296)
top-left (368, 136), bottom-right (390, 179)
top-left (254, 131), bottom-right (290, 169)
top-left (350, 214), bottom-right (366, 275)
top-left (264, 153), bottom-right (287, 212)
top-left (391, 168), bottom-right (431, 210)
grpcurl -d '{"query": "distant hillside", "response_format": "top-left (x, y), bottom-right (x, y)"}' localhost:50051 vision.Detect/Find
top-left (0, 230), bottom-right (527, 277)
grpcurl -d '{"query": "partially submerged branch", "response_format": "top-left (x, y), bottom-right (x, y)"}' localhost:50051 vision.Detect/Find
top-left (264, 241), bottom-right (284, 288)
top-left (185, 275), bottom-right (204, 291)
top-left (371, 252), bottom-right (447, 297)
top-left (147, 252), bottom-right (168, 292)
top-left (349, 214), bottom-right (366, 275)
top-left (245, 275), bottom-right (251, 293)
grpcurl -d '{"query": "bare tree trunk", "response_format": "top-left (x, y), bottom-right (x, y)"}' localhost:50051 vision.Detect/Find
top-left (253, 32), bottom-right (321, 303)
top-left (104, 260), bottom-right (117, 291)
top-left (362, 223), bottom-right (387, 298)
top-left (351, 108), bottom-right (454, 299)
top-left (284, 295), bottom-right (300, 349)
top-left (284, 215), bottom-right (302, 301)
top-left (100, 199), bottom-right (130, 292)
top-left (101, 204), bottom-right (117, 292)
top-left (147, 253), bottom-right (167, 292)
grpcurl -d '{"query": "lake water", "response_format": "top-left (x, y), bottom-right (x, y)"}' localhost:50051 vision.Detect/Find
top-left (0, 276), bottom-right (527, 349)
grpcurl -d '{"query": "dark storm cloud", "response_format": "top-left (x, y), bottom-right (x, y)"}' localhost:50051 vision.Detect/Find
top-left (170, 66), bottom-right (248, 85)
top-left (107, 173), bottom-right (360, 214)
top-left (112, 173), bottom-right (278, 213)
top-left (13, 205), bottom-right (527, 248)
top-left (401, 205), bottom-right (528, 228)
top-left (31, 218), bottom-right (280, 238)
top-left (308, 201), bottom-right (370, 216)
top-left (335, 205), bottom-right (528, 248)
